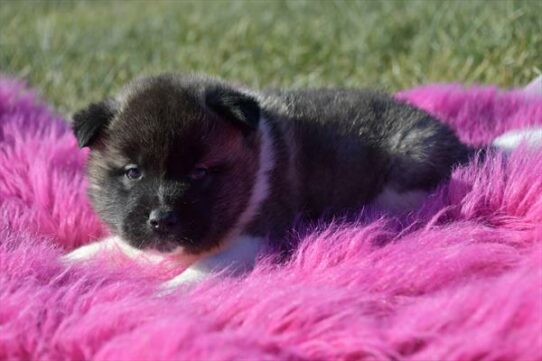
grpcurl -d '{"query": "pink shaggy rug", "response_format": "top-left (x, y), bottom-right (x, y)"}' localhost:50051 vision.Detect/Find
top-left (1, 78), bottom-right (541, 361)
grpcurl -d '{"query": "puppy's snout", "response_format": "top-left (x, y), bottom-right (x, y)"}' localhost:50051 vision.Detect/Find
top-left (148, 209), bottom-right (179, 233)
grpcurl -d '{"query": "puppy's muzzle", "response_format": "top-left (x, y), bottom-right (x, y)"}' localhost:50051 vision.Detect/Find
top-left (148, 208), bottom-right (180, 234)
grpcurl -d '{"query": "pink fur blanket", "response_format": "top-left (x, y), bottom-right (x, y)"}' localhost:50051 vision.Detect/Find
top-left (1, 78), bottom-right (541, 361)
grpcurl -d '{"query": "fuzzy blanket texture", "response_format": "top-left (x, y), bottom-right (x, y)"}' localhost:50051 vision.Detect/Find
top-left (1, 77), bottom-right (541, 361)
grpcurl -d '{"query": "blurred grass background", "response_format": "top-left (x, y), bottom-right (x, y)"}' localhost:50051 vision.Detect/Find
top-left (1, 0), bottom-right (541, 114)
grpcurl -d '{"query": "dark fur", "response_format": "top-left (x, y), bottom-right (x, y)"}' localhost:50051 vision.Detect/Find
top-left (73, 73), bottom-right (472, 255)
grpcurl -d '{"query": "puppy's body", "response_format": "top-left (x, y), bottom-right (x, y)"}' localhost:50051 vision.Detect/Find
top-left (68, 74), bottom-right (473, 286)
top-left (249, 87), bottom-right (471, 242)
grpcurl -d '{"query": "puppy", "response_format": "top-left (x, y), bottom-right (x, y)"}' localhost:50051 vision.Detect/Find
top-left (65, 73), bottom-right (475, 287)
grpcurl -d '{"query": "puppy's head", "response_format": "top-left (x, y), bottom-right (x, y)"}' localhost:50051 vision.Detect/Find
top-left (73, 74), bottom-right (262, 254)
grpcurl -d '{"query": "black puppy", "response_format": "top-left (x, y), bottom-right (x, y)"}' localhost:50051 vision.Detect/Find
top-left (65, 73), bottom-right (474, 286)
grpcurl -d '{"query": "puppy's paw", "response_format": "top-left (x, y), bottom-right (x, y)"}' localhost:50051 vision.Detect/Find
top-left (157, 235), bottom-right (265, 294)
top-left (61, 238), bottom-right (115, 264)
top-left (61, 236), bottom-right (167, 266)
top-left (158, 267), bottom-right (209, 294)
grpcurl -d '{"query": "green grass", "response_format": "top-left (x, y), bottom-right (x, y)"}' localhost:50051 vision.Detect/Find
top-left (1, 0), bottom-right (541, 114)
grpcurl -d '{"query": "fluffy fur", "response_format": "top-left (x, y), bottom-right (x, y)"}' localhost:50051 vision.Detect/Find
top-left (1, 78), bottom-right (541, 360)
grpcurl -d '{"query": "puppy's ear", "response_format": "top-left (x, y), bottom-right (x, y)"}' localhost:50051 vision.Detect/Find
top-left (205, 87), bottom-right (260, 134)
top-left (72, 99), bottom-right (118, 148)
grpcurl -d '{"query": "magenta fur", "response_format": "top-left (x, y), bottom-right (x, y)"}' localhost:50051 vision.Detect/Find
top-left (1, 79), bottom-right (541, 360)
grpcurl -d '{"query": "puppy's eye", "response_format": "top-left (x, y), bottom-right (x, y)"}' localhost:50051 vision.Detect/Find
top-left (124, 166), bottom-right (142, 180)
top-left (188, 167), bottom-right (208, 181)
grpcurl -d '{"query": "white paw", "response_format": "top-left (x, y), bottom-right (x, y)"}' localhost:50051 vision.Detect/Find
top-left (61, 237), bottom-right (118, 264)
top-left (62, 236), bottom-right (167, 265)
top-left (159, 266), bottom-right (209, 293)
top-left (158, 235), bottom-right (266, 293)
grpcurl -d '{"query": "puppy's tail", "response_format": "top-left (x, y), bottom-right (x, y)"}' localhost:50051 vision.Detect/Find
top-left (491, 127), bottom-right (542, 151)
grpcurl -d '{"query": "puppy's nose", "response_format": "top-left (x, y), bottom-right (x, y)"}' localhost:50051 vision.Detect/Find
top-left (148, 209), bottom-right (179, 233)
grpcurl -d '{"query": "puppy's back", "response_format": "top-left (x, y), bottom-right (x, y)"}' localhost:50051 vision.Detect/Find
top-left (260, 88), bottom-right (471, 218)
